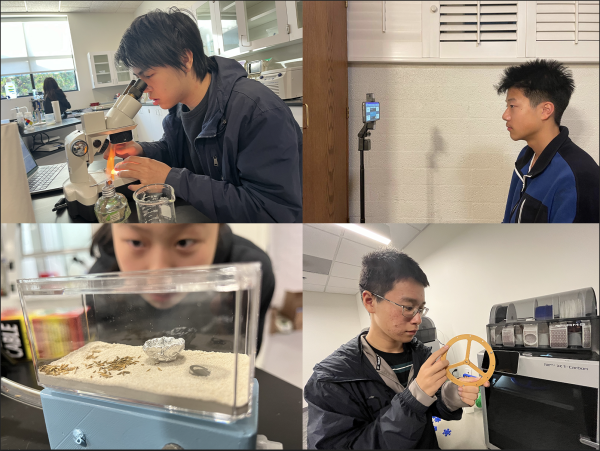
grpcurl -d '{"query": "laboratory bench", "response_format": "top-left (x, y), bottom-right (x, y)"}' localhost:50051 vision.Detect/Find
top-left (1, 360), bottom-right (302, 450)
top-left (31, 154), bottom-right (212, 223)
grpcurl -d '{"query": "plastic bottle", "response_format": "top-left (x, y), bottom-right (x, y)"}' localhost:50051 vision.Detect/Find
top-left (94, 181), bottom-right (131, 223)
top-left (11, 107), bottom-right (27, 127)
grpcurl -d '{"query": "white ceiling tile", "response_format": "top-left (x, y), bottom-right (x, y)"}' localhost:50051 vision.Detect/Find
top-left (302, 271), bottom-right (328, 285)
top-left (90, 1), bottom-right (119, 12)
top-left (0, 6), bottom-right (27, 11)
top-left (330, 261), bottom-right (361, 280)
top-left (389, 224), bottom-right (422, 249)
top-left (408, 223), bottom-right (429, 231)
top-left (325, 286), bottom-right (359, 295)
top-left (25, 1), bottom-right (60, 12)
top-left (306, 224), bottom-right (343, 236)
top-left (119, 1), bottom-right (142, 6)
top-left (341, 227), bottom-right (387, 249)
top-left (327, 276), bottom-right (359, 290)
top-left (303, 284), bottom-right (325, 292)
top-left (60, 6), bottom-right (90, 11)
top-left (303, 225), bottom-right (340, 260)
top-left (1, 1), bottom-right (26, 7)
top-left (63, 1), bottom-right (93, 6)
top-left (335, 238), bottom-right (377, 267)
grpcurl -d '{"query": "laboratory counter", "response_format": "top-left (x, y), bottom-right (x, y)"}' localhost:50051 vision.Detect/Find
top-left (31, 154), bottom-right (212, 223)
top-left (1, 360), bottom-right (302, 450)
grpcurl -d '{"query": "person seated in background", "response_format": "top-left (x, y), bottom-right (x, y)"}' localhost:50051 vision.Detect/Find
top-left (89, 223), bottom-right (274, 354)
top-left (105, 7), bottom-right (302, 223)
top-left (42, 77), bottom-right (71, 118)
top-left (305, 248), bottom-right (488, 449)
top-left (497, 59), bottom-right (599, 223)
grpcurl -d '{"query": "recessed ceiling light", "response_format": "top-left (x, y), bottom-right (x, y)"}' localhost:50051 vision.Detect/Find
top-left (338, 224), bottom-right (391, 245)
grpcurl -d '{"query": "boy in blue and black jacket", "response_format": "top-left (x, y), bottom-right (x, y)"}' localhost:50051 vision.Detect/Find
top-left (497, 59), bottom-right (599, 223)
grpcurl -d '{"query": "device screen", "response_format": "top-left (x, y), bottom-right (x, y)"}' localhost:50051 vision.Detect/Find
top-left (364, 102), bottom-right (380, 122)
top-left (20, 136), bottom-right (38, 176)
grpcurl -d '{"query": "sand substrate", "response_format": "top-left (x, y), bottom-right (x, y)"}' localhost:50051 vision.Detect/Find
top-left (38, 341), bottom-right (250, 415)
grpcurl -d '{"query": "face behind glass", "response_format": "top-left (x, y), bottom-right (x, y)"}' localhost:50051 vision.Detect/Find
top-left (112, 224), bottom-right (220, 309)
top-left (502, 87), bottom-right (546, 143)
top-left (372, 279), bottom-right (425, 344)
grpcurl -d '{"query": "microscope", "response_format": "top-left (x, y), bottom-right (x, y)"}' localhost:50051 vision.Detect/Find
top-left (63, 79), bottom-right (147, 222)
top-left (358, 93), bottom-right (380, 223)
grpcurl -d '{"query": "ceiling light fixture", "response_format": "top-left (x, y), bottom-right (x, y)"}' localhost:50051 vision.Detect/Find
top-left (338, 224), bottom-right (391, 245)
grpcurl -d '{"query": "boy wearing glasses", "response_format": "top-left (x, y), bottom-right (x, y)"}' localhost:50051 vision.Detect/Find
top-left (304, 248), bottom-right (489, 449)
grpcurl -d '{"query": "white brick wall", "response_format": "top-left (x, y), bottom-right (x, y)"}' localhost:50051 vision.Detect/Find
top-left (348, 64), bottom-right (600, 223)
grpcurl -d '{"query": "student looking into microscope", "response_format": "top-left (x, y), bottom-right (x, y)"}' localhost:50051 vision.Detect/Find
top-left (304, 248), bottom-right (489, 449)
top-left (497, 59), bottom-right (599, 223)
top-left (106, 7), bottom-right (302, 223)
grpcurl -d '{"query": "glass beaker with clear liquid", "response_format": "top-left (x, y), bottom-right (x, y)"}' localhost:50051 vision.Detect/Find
top-left (133, 183), bottom-right (176, 223)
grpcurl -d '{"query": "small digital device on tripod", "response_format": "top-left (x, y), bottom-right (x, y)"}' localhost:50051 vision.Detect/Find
top-left (358, 94), bottom-right (380, 223)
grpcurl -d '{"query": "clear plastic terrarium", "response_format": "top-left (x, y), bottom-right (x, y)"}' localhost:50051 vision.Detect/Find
top-left (17, 263), bottom-right (261, 422)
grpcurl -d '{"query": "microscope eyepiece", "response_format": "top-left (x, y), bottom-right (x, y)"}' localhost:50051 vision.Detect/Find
top-left (127, 79), bottom-right (147, 100)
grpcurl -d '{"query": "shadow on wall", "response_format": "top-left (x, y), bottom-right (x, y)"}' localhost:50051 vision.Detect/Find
top-left (427, 126), bottom-right (445, 221)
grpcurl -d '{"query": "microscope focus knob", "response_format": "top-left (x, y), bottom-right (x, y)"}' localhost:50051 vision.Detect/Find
top-left (71, 140), bottom-right (88, 157)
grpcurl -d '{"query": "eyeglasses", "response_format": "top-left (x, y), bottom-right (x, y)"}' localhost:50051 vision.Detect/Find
top-left (367, 291), bottom-right (429, 318)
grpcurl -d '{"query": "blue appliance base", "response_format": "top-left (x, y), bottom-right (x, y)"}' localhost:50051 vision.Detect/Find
top-left (40, 379), bottom-right (258, 449)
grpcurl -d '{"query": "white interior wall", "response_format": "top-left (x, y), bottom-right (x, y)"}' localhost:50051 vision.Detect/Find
top-left (228, 224), bottom-right (269, 252)
top-left (303, 291), bottom-right (362, 403)
top-left (403, 224), bottom-right (600, 374)
top-left (348, 64), bottom-right (600, 223)
top-left (356, 291), bottom-right (370, 330)
top-left (1, 12), bottom-right (136, 120)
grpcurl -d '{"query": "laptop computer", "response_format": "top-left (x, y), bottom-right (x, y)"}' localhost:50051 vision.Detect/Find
top-left (20, 134), bottom-right (70, 194)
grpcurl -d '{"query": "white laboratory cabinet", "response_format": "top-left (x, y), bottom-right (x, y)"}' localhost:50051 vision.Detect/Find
top-left (88, 52), bottom-right (135, 89)
top-left (134, 106), bottom-right (168, 143)
top-left (347, 0), bottom-right (599, 62)
top-left (192, 1), bottom-right (302, 58)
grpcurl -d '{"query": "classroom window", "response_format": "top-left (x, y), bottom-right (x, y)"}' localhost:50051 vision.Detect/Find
top-left (19, 224), bottom-right (97, 278)
top-left (0, 16), bottom-right (79, 99)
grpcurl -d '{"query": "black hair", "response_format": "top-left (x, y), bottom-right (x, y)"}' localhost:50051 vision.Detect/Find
top-left (359, 248), bottom-right (429, 298)
top-left (114, 7), bottom-right (218, 82)
top-left (495, 59), bottom-right (575, 126)
top-left (90, 224), bottom-right (120, 272)
top-left (43, 77), bottom-right (61, 101)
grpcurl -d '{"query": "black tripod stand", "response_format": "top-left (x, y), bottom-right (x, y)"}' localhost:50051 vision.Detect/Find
top-left (358, 121), bottom-right (375, 223)
top-left (357, 93), bottom-right (380, 223)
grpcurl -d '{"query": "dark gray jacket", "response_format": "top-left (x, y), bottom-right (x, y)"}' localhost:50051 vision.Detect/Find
top-left (140, 56), bottom-right (303, 223)
top-left (304, 332), bottom-right (469, 449)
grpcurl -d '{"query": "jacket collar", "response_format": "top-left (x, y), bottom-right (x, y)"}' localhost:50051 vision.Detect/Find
top-left (313, 330), bottom-right (423, 386)
top-left (360, 335), bottom-right (414, 394)
top-left (187, 55), bottom-right (248, 139)
top-left (515, 126), bottom-right (570, 178)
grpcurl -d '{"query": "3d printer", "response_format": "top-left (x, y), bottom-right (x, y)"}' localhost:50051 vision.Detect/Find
top-left (478, 288), bottom-right (599, 450)
top-left (1, 263), bottom-right (271, 449)
top-left (63, 79), bottom-right (147, 222)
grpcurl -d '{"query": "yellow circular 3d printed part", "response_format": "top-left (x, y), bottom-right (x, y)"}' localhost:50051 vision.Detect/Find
top-left (441, 334), bottom-right (495, 387)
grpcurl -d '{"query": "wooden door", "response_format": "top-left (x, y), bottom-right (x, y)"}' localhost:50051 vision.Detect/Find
top-left (303, 1), bottom-right (349, 222)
